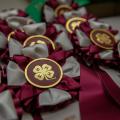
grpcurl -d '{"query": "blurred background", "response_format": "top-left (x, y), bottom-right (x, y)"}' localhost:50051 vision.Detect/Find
top-left (0, 0), bottom-right (120, 30)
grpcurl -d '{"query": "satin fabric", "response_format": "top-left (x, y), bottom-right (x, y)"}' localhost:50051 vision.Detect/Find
top-left (0, 9), bottom-right (27, 20)
top-left (6, 16), bottom-right (34, 29)
top-left (80, 64), bottom-right (120, 120)
top-left (5, 20), bottom-right (80, 119)
top-left (0, 90), bottom-right (18, 120)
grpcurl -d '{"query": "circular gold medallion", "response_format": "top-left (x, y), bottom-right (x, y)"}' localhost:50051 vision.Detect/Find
top-left (55, 5), bottom-right (72, 17)
top-left (66, 17), bottom-right (86, 33)
top-left (90, 29), bottom-right (115, 49)
top-left (23, 35), bottom-right (55, 50)
top-left (25, 58), bottom-right (63, 88)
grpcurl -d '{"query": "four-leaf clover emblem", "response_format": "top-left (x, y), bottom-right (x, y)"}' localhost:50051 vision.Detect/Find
top-left (33, 64), bottom-right (55, 80)
top-left (90, 29), bottom-right (115, 49)
top-left (96, 33), bottom-right (112, 45)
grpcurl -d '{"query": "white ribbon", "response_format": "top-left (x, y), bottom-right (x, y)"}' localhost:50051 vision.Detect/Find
top-left (39, 88), bottom-right (72, 106)
top-left (56, 31), bottom-right (73, 50)
top-left (0, 90), bottom-right (18, 120)
top-left (62, 56), bottom-right (80, 77)
top-left (64, 7), bottom-right (87, 20)
top-left (6, 16), bottom-right (34, 29)
top-left (0, 9), bottom-right (18, 20)
top-left (0, 32), bottom-right (7, 49)
top-left (22, 23), bottom-right (46, 35)
top-left (7, 61), bottom-right (26, 85)
top-left (43, 5), bottom-right (55, 23)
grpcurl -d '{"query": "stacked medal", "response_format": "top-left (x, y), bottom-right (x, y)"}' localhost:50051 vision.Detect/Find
top-left (0, 0), bottom-right (120, 120)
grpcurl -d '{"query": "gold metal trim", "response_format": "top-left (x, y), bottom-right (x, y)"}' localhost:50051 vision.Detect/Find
top-left (23, 35), bottom-right (56, 50)
top-left (7, 31), bottom-right (15, 41)
top-left (55, 5), bottom-right (72, 17)
top-left (66, 17), bottom-right (86, 33)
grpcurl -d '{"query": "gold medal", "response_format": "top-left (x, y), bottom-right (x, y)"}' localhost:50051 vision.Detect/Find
top-left (25, 58), bottom-right (63, 88)
top-left (90, 29), bottom-right (115, 49)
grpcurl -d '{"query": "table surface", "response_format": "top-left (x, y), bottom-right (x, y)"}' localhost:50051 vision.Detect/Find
top-left (0, 0), bottom-right (27, 10)
top-left (101, 16), bottom-right (120, 32)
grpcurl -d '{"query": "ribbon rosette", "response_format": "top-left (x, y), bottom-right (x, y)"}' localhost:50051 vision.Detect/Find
top-left (4, 20), bottom-right (80, 119)
top-left (6, 50), bottom-right (80, 119)
top-left (71, 20), bottom-right (120, 66)
top-left (43, 0), bottom-right (94, 24)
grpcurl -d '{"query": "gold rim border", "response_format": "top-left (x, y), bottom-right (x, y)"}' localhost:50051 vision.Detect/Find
top-left (55, 4), bottom-right (72, 17)
top-left (7, 31), bottom-right (15, 41)
top-left (7, 29), bottom-right (24, 41)
top-left (25, 58), bottom-right (63, 89)
top-left (23, 35), bottom-right (56, 50)
top-left (90, 29), bottom-right (115, 50)
top-left (66, 17), bottom-right (87, 33)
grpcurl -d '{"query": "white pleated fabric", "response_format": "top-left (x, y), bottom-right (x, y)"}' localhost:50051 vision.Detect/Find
top-left (0, 90), bottom-right (18, 120)
top-left (89, 20), bottom-right (109, 29)
top-left (55, 32), bottom-right (73, 50)
top-left (64, 7), bottom-right (87, 20)
top-left (22, 44), bottom-right (49, 59)
top-left (41, 101), bottom-right (81, 120)
top-left (0, 32), bottom-right (7, 49)
top-left (8, 38), bottom-right (23, 57)
top-left (6, 16), bottom-right (34, 29)
top-left (0, 9), bottom-right (18, 20)
top-left (62, 56), bottom-right (80, 77)
top-left (7, 61), bottom-right (26, 86)
top-left (39, 88), bottom-right (72, 106)
top-left (43, 5), bottom-right (55, 23)
top-left (76, 29), bottom-right (91, 47)
top-left (22, 23), bottom-right (46, 35)
top-left (53, 24), bottom-right (66, 33)
top-left (22, 113), bottom-right (33, 120)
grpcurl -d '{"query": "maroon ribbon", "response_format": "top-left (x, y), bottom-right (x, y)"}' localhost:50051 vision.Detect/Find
top-left (80, 64), bottom-right (120, 120)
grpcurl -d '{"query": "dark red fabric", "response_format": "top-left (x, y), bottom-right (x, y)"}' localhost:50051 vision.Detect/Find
top-left (80, 64), bottom-right (120, 120)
